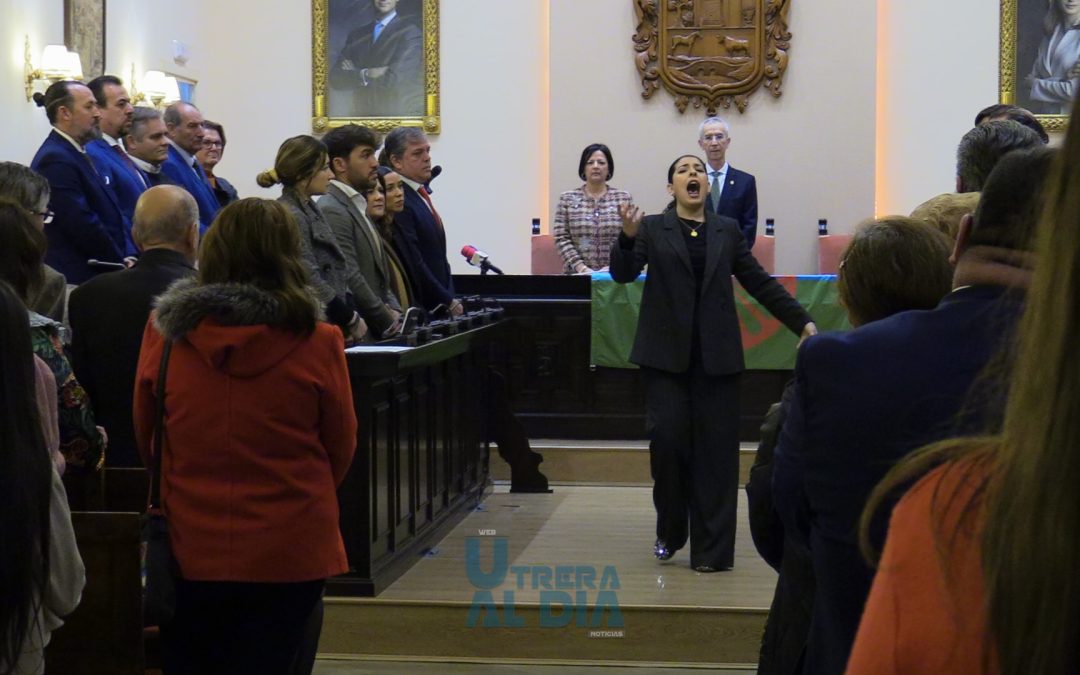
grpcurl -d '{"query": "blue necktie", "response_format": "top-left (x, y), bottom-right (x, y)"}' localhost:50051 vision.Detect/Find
top-left (374, 21), bottom-right (385, 42)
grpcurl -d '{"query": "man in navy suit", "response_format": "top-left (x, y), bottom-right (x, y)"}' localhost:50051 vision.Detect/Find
top-left (383, 126), bottom-right (461, 315)
top-left (698, 116), bottom-right (759, 248)
top-left (30, 80), bottom-right (127, 283)
top-left (161, 102), bottom-right (219, 233)
top-left (124, 107), bottom-right (175, 188)
top-left (85, 75), bottom-right (143, 255)
top-left (771, 147), bottom-right (1055, 675)
top-left (330, 0), bottom-right (424, 117)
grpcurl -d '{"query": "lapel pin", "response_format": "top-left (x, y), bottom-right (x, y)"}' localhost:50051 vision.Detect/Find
top-left (729, 179), bottom-right (735, 185)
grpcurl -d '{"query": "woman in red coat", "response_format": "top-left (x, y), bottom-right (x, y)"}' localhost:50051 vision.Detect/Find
top-left (134, 198), bottom-right (357, 675)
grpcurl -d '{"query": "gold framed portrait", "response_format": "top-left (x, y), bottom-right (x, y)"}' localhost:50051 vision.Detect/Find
top-left (312, 0), bottom-right (440, 134)
top-left (65, 0), bottom-right (106, 80)
top-left (1000, 0), bottom-right (1075, 132)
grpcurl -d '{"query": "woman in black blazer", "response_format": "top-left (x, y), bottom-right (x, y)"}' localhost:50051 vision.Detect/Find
top-left (610, 154), bottom-right (816, 572)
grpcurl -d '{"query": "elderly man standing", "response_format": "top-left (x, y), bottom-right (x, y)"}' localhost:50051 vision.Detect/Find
top-left (698, 116), bottom-right (759, 248)
top-left (85, 75), bottom-right (142, 254)
top-left (30, 80), bottom-right (127, 283)
top-left (383, 126), bottom-right (460, 315)
top-left (68, 185), bottom-right (199, 467)
top-left (124, 107), bottom-right (174, 187)
top-left (161, 101), bottom-right (219, 232)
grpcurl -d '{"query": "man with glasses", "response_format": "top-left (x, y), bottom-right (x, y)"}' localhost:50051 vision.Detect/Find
top-left (698, 116), bottom-right (759, 248)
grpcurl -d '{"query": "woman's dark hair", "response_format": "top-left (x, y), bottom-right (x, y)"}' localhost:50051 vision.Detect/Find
top-left (0, 198), bottom-right (47, 300)
top-left (667, 154), bottom-right (705, 183)
top-left (0, 163), bottom-right (50, 212)
top-left (202, 120), bottom-right (227, 147)
top-left (373, 166), bottom-right (399, 236)
top-left (255, 135), bottom-right (327, 189)
top-left (577, 143), bottom-right (614, 181)
top-left (837, 217), bottom-right (953, 327)
top-left (198, 199), bottom-right (317, 334)
top-left (0, 279), bottom-right (51, 673)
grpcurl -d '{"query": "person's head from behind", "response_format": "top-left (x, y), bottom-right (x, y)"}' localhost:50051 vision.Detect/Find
top-left (578, 143), bottom-right (615, 184)
top-left (197, 121), bottom-right (227, 173)
top-left (909, 191), bottom-right (981, 242)
top-left (256, 135), bottom-right (332, 198)
top-left (837, 217), bottom-right (953, 327)
top-left (32, 80), bottom-right (100, 145)
top-left (0, 163), bottom-right (51, 230)
top-left (953, 146), bottom-right (1057, 266)
top-left (0, 199), bottom-right (47, 301)
top-left (132, 186), bottom-right (200, 262)
top-left (0, 277), bottom-right (52, 674)
top-left (974, 104), bottom-right (1049, 144)
top-left (126, 107), bottom-right (170, 166)
top-left (198, 199), bottom-right (317, 334)
top-left (956, 120), bottom-right (1043, 193)
top-left (384, 127), bottom-right (432, 184)
top-left (324, 124), bottom-right (381, 191)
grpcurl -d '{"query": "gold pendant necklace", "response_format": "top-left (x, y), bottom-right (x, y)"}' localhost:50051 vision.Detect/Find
top-left (681, 218), bottom-right (703, 237)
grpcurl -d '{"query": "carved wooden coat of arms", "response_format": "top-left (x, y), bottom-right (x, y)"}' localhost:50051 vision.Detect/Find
top-left (633, 0), bottom-right (791, 114)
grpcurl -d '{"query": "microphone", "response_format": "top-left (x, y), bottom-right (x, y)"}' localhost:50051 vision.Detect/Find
top-left (425, 165), bottom-right (442, 193)
top-left (87, 259), bottom-right (126, 270)
top-left (461, 245), bottom-right (504, 275)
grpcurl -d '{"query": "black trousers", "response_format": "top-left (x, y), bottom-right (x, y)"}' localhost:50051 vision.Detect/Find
top-left (643, 366), bottom-right (741, 569)
top-left (161, 579), bottom-right (324, 675)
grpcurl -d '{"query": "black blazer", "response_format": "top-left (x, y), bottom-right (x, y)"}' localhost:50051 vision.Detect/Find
top-left (68, 248), bottom-right (195, 467)
top-left (395, 182), bottom-right (454, 311)
top-left (609, 209), bottom-right (810, 376)
top-left (711, 165), bottom-right (758, 249)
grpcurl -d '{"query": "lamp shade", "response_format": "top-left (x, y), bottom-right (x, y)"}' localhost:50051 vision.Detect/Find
top-left (141, 70), bottom-right (168, 96)
top-left (162, 76), bottom-right (181, 104)
top-left (40, 45), bottom-right (70, 77)
top-left (63, 51), bottom-right (83, 80)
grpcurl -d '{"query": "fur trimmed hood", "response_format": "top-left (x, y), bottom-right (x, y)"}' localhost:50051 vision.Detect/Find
top-left (153, 278), bottom-right (326, 378)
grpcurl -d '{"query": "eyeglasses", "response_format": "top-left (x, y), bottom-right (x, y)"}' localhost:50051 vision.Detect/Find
top-left (36, 209), bottom-right (54, 225)
top-left (203, 140), bottom-right (224, 149)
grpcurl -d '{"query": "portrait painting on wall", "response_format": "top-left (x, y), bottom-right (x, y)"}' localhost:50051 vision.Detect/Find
top-left (1002, 0), bottom-right (1079, 130)
top-left (312, 0), bottom-right (440, 134)
top-left (65, 0), bottom-right (106, 80)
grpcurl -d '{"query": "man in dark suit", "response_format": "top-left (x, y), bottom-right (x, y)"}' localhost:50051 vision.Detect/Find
top-left (329, 0), bottom-right (424, 117)
top-left (124, 107), bottom-right (175, 188)
top-left (321, 124), bottom-right (401, 336)
top-left (86, 75), bottom-right (143, 256)
top-left (161, 102), bottom-right (219, 233)
top-left (383, 126), bottom-right (461, 315)
top-left (30, 80), bottom-right (128, 283)
top-left (698, 116), bottom-right (759, 248)
top-left (68, 185), bottom-right (198, 467)
top-left (771, 147), bottom-right (1056, 675)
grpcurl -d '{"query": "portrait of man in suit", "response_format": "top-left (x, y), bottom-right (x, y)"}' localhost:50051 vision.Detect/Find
top-left (328, 0), bottom-right (425, 118)
top-left (1013, 0), bottom-right (1080, 116)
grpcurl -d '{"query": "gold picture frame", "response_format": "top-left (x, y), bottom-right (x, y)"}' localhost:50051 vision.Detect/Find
top-left (1000, 0), bottom-right (1071, 132)
top-left (312, 0), bottom-right (440, 135)
top-left (65, 0), bottom-right (106, 80)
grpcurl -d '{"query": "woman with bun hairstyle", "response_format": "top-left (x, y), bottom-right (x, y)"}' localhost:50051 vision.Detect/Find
top-left (257, 136), bottom-right (367, 341)
top-left (610, 154), bottom-right (815, 573)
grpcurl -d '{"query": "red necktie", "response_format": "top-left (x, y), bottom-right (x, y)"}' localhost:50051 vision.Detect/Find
top-left (417, 186), bottom-right (444, 233)
top-left (113, 144), bottom-right (147, 188)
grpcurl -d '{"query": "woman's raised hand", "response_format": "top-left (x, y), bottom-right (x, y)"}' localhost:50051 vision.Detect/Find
top-left (619, 203), bottom-right (644, 239)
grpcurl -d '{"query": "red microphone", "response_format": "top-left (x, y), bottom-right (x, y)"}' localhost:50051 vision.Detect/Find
top-left (461, 245), bottom-right (504, 275)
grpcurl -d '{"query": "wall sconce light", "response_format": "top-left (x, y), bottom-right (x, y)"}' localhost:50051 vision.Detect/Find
top-left (131, 67), bottom-right (181, 109)
top-left (24, 35), bottom-right (84, 101)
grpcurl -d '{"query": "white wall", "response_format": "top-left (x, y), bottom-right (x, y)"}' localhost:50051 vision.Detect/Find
top-left (1, 0), bottom-right (66, 164)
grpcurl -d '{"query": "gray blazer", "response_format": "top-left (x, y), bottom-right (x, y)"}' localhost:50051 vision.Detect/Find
top-left (320, 184), bottom-right (400, 331)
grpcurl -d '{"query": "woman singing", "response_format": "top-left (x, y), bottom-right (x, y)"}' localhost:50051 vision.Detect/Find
top-left (610, 154), bottom-right (815, 572)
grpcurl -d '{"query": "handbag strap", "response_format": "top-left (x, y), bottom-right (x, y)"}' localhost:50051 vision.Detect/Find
top-left (148, 339), bottom-right (174, 511)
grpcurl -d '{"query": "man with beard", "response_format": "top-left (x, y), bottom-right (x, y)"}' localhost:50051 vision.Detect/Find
top-left (320, 124), bottom-right (401, 337)
top-left (31, 80), bottom-right (127, 283)
top-left (86, 75), bottom-right (142, 255)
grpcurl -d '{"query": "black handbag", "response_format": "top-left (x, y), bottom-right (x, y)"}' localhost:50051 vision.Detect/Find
top-left (141, 338), bottom-right (179, 627)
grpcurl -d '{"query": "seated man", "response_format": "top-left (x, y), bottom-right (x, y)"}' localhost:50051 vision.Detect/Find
top-left (68, 186), bottom-right (199, 467)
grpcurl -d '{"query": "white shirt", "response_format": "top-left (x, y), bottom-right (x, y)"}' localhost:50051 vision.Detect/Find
top-left (53, 127), bottom-right (86, 154)
top-left (128, 154), bottom-right (162, 175)
top-left (374, 11), bottom-right (398, 38)
top-left (168, 140), bottom-right (200, 174)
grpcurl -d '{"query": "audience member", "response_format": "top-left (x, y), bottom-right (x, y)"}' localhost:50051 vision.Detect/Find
top-left (848, 99), bottom-right (1080, 675)
top-left (0, 198), bottom-right (106, 473)
top-left (258, 135), bottom-right (367, 342)
top-left (909, 191), bottom-right (981, 242)
top-left (698, 116), bottom-right (759, 247)
top-left (85, 75), bottom-right (142, 254)
top-left (321, 124), bottom-right (401, 336)
top-left (133, 198), bottom-right (357, 675)
top-left (0, 279), bottom-right (85, 675)
top-left (747, 218), bottom-right (952, 674)
top-left (124, 107), bottom-right (173, 187)
top-left (373, 165), bottom-right (415, 309)
top-left (553, 143), bottom-right (634, 274)
top-left (0, 162), bottom-right (68, 322)
top-left (956, 120), bottom-right (1042, 193)
top-left (68, 186), bottom-right (198, 468)
top-left (161, 102), bottom-right (219, 232)
top-left (772, 147), bottom-right (1056, 674)
top-left (383, 127), bottom-right (459, 315)
top-left (196, 120), bottom-right (239, 208)
top-left (974, 103), bottom-right (1050, 143)
top-left (30, 80), bottom-right (127, 283)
